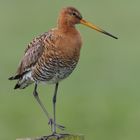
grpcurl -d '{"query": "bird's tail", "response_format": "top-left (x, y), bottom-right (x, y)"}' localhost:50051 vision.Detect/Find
top-left (14, 79), bottom-right (33, 89)
top-left (9, 71), bottom-right (33, 89)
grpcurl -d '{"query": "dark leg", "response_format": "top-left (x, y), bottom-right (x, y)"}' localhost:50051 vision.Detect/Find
top-left (33, 83), bottom-right (65, 132)
top-left (33, 83), bottom-right (53, 131)
top-left (52, 82), bottom-right (59, 134)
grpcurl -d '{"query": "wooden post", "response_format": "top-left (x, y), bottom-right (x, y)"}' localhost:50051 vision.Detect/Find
top-left (16, 134), bottom-right (84, 140)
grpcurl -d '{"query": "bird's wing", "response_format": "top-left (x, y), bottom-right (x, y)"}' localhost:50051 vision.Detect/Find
top-left (9, 29), bottom-right (59, 80)
top-left (16, 32), bottom-right (50, 76)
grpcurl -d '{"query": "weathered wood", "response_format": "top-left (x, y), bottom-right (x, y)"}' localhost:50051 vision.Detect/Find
top-left (16, 134), bottom-right (84, 140)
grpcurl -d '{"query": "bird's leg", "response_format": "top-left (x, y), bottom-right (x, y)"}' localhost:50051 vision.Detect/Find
top-left (52, 82), bottom-right (59, 134)
top-left (52, 83), bottom-right (65, 134)
top-left (33, 83), bottom-right (53, 131)
top-left (33, 83), bottom-right (65, 132)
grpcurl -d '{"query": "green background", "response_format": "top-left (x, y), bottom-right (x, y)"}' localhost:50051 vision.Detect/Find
top-left (0, 0), bottom-right (140, 140)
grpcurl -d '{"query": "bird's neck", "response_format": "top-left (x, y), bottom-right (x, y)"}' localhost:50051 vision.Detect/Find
top-left (57, 17), bottom-right (75, 32)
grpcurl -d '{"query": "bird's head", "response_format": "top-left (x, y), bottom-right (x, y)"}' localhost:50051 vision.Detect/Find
top-left (58, 7), bottom-right (118, 39)
top-left (58, 7), bottom-right (82, 27)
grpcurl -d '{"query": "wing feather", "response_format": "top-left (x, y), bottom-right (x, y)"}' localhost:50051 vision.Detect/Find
top-left (9, 29), bottom-right (58, 81)
top-left (16, 32), bottom-right (48, 76)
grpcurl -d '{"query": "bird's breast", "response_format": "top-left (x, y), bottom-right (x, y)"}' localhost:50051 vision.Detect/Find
top-left (32, 28), bottom-right (82, 84)
top-left (56, 29), bottom-right (82, 59)
top-left (33, 58), bottom-right (78, 84)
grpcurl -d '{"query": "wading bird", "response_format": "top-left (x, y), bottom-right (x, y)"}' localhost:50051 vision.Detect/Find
top-left (9, 7), bottom-right (117, 135)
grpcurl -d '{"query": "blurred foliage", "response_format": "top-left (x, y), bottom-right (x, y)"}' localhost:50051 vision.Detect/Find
top-left (0, 0), bottom-right (140, 140)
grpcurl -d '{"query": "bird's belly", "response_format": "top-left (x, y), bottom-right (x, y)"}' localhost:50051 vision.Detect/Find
top-left (43, 66), bottom-right (75, 84)
top-left (32, 56), bottom-right (79, 84)
top-left (32, 63), bottom-right (77, 84)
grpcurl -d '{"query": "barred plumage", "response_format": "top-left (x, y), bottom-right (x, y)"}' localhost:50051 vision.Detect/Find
top-left (9, 6), bottom-right (117, 134)
top-left (10, 25), bottom-right (81, 89)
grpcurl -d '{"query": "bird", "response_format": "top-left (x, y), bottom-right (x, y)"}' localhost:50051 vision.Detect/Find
top-left (9, 6), bottom-right (118, 135)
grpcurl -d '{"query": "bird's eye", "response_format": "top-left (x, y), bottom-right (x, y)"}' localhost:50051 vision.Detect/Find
top-left (72, 12), bottom-right (76, 16)
top-left (70, 12), bottom-right (76, 17)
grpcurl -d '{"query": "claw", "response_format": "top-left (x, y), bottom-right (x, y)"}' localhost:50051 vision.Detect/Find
top-left (55, 123), bottom-right (65, 131)
top-left (48, 118), bottom-right (65, 131)
top-left (48, 118), bottom-right (53, 125)
top-left (42, 133), bottom-right (69, 140)
top-left (48, 118), bottom-right (53, 131)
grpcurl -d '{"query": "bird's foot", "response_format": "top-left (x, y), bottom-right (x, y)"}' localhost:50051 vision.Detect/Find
top-left (48, 118), bottom-right (65, 131)
top-left (42, 133), bottom-right (69, 140)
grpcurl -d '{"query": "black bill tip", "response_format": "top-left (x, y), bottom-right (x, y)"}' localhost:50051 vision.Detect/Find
top-left (102, 30), bottom-right (118, 39)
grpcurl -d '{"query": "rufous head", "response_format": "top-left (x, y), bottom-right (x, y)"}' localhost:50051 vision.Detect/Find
top-left (58, 7), bottom-right (82, 27)
top-left (58, 7), bottom-right (118, 39)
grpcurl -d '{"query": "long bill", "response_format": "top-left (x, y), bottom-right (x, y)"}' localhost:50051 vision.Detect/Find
top-left (80, 19), bottom-right (118, 39)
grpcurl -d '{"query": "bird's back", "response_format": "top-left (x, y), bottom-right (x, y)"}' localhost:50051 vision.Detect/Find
top-left (9, 31), bottom-right (50, 89)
